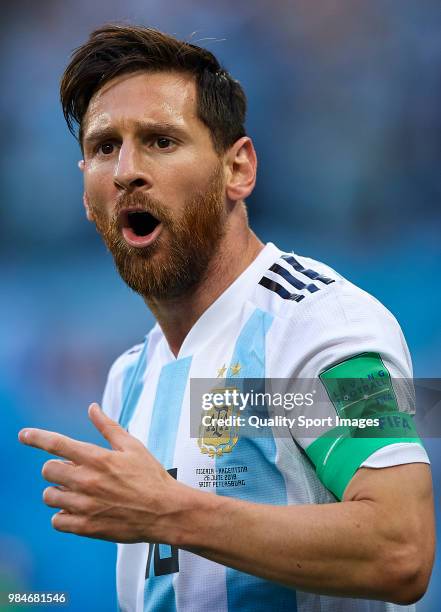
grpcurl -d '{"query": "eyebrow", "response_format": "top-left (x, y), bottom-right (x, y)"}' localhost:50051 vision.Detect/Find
top-left (83, 121), bottom-right (189, 147)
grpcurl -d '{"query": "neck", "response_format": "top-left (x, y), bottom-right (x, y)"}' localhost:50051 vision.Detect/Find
top-left (144, 204), bottom-right (264, 357)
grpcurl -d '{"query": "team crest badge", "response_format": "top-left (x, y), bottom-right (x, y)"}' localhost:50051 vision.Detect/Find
top-left (198, 385), bottom-right (240, 457)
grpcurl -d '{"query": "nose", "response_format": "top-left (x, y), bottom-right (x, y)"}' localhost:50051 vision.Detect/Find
top-left (113, 142), bottom-right (151, 192)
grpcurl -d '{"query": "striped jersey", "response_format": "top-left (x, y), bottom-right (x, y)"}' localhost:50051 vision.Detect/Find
top-left (102, 242), bottom-right (429, 612)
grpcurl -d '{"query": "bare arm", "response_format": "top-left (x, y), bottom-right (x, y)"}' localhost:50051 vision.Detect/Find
top-left (176, 463), bottom-right (435, 604)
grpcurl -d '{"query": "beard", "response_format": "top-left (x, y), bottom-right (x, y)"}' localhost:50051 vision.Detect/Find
top-left (88, 165), bottom-right (227, 300)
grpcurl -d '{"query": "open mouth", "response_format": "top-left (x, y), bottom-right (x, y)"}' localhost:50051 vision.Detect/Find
top-left (119, 209), bottom-right (162, 247)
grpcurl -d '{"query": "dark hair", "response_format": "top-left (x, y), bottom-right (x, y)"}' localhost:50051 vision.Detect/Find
top-left (60, 24), bottom-right (247, 152)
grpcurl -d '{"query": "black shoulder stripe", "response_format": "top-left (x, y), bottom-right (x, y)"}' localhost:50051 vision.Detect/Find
top-left (269, 262), bottom-right (320, 293)
top-left (281, 254), bottom-right (335, 285)
top-left (127, 345), bottom-right (143, 355)
top-left (259, 276), bottom-right (305, 302)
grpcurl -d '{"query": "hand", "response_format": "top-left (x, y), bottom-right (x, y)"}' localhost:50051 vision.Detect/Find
top-left (18, 404), bottom-right (182, 544)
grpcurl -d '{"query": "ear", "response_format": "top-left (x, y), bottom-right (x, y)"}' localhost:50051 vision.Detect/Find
top-left (78, 160), bottom-right (93, 222)
top-left (82, 192), bottom-right (94, 222)
top-left (225, 137), bottom-right (257, 202)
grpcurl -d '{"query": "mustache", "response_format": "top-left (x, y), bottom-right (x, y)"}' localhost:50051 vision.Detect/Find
top-left (112, 191), bottom-right (172, 225)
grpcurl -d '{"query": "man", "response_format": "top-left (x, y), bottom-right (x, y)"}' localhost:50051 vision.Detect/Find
top-left (19, 24), bottom-right (434, 611)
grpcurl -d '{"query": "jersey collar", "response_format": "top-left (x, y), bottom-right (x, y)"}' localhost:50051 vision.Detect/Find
top-left (154, 242), bottom-right (281, 361)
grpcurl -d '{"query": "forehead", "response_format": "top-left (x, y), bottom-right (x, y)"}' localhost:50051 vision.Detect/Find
top-left (83, 70), bottom-right (200, 137)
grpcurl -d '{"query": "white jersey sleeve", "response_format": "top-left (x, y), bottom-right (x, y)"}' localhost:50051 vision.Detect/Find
top-left (266, 256), bottom-right (429, 499)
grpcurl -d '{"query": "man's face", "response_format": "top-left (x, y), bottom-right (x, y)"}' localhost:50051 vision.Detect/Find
top-left (81, 70), bottom-right (227, 300)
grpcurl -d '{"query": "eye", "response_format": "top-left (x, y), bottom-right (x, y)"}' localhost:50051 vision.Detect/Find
top-left (155, 137), bottom-right (173, 149)
top-left (99, 142), bottom-right (114, 155)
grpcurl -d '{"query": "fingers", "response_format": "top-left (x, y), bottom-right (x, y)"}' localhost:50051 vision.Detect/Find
top-left (51, 511), bottom-right (90, 535)
top-left (88, 403), bottom-right (130, 451)
top-left (19, 428), bottom-right (105, 464)
top-left (43, 486), bottom-right (96, 515)
top-left (50, 508), bottom-right (118, 540)
top-left (19, 403), bottom-right (131, 463)
top-left (50, 511), bottom-right (139, 543)
top-left (42, 460), bottom-right (76, 488)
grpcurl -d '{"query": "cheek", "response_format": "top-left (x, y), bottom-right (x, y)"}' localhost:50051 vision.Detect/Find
top-left (160, 163), bottom-right (219, 201)
top-left (84, 168), bottom-right (115, 209)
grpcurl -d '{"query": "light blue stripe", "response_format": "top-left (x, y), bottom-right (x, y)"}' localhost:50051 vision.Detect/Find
top-left (144, 357), bottom-right (192, 612)
top-left (117, 341), bottom-right (148, 611)
top-left (217, 308), bottom-right (298, 611)
top-left (158, 543), bottom-right (172, 557)
top-left (119, 340), bottom-right (148, 430)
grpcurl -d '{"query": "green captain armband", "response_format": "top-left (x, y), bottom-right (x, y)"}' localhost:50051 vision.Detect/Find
top-left (305, 352), bottom-right (423, 500)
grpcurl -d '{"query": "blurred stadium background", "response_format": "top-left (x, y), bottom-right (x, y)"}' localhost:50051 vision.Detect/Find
top-left (1, 1), bottom-right (440, 609)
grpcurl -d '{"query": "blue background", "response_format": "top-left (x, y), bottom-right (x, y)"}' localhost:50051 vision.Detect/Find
top-left (1, 1), bottom-right (440, 610)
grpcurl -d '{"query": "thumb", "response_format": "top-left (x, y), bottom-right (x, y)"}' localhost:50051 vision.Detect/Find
top-left (88, 403), bottom-right (129, 450)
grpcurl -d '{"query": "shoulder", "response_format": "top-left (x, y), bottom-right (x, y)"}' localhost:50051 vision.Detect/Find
top-left (100, 323), bottom-right (166, 421)
top-left (108, 342), bottom-right (145, 377)
top-left (253, 248), bottom-right (391, 325)
top-left (104, 323), bottom-right (162, 384)
top-left (101, 341), bottom-right (145, 421)
top-left (282, 252), bottom-right (402, 338)
top-left (254, 249), bottom-right (411, 378)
